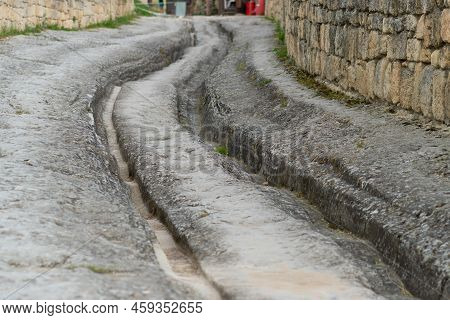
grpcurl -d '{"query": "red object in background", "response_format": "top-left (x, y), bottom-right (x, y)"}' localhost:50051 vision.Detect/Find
top-left (255, 0), bottom-right (265, 15)
top-left (245, 1), bottom-right (255, 15)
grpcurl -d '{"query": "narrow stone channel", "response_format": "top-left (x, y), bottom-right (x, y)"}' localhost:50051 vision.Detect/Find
top-left (103, 86), bottom-right (221, 300)
top-left (104, 19), bottom-right (414, 299)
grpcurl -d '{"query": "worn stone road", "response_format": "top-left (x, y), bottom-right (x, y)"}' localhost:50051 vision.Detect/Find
top-left (0, 18), bottom-right (197, 299)
top-left (0, 16), bottom-right (448, 299)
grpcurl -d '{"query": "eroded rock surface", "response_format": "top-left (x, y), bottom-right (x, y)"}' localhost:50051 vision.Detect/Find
top-left (0, 16), bottom-right (447, 300)
top-left (0, 17), bottom-right (196, 299)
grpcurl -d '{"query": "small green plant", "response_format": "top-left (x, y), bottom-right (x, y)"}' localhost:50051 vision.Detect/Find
top-left (274, 21), bottom-right (285, 44)
top-left (215, 145), bottom-right (229, 156)
top-left (86, 14), bottom-right (137, 29)
top-left (134, 0), bottom-right (154, 16)
top-left (274, 45), bottom-right (289, 61)
top-left (280, 96), bottom-right (288, 108)
top-left (355, 139), bottom-right (366, 149)
top-left (15, 108), bottom-right (30, 115)
top-left (45, 24), bottom-right (74, 31)
top-left (256, 78), bottom-right (272, 87)
top-left (85, 265), bottom-right (115, 274)
top-left (0, 25), bottom-right (44, 39)
top-left (236, 61), bottom-right (246, 71)
top-left (65, 264), bottom-right (77, 270)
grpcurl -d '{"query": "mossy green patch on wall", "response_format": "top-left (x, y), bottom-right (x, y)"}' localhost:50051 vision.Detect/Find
top-left (215, 145), bottom-right (229, 156)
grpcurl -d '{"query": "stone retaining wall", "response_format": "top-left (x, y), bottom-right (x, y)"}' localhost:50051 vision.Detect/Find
top-left (0, 0), bottom-right (134, 30)
top-left (266, 0), bottom-right (449, 123)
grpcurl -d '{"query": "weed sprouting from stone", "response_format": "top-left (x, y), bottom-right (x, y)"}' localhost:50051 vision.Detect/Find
top-left (134, 0), bottom-right (154, 17)
top-left (355, 139), bottom-right (366, 149)
top-left (86, 14), bottom-right (137, 29)
top-left (215, 145), bottom-right (229, 156)
top-left (15, 108), bottom-right (30, 115)
top-left (0, 25), bottom-right (44, 39)
top-left (280, 96), bottom-right (288, 108)
top-left (256, 78), bottom-right (272, 87)
top-left (85, 265), bottom-right (116, 274)
top-left (236, 61), bottom-right (247, 71)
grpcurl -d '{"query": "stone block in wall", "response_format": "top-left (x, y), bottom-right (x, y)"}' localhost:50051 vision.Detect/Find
top-left (327, 55), bottom-right (341, 82)
top-left (441, 9), bottom-right (450, 43)
top-left (328, 24), bottom-right (336, 54)
top-left (384, 60), bottom-right (393, 101)
top-left (446, 75), bottom-right (450, 120)
top-left (407, 38), bottom-right (422, 61)
top-left (387, 32), bottom-right (408, 60)
top-left (419, 47), bottom-right (432, 62)
top-left (382, 17), bottom-right (403, 34)
top-left (415, 0), bottom-right (435, 14)
top-left (355, 60), bottom-right (369, 96)
top-left (368, 13), bottom-right (383, 31)
top-left (411, 63), bottom-right (425, 113)
top-left (417, 64), bottom-right (434, 117)
top-left (399, 64), bottom-right (415, 110)
top-left (347, 64), bottom-right (357, 91)
top-left (310, 23), bottom-right (320, 49)
top-left (404, 0), bottom-right (416, 14)
top-left (386, 0), bottom-right (408, 15)
top-left (349, 10), bottom-right (360, 26)
top-left (368, 0), bottom-right (382, 13)
top-left (335, 10), bottom-right (345, 25)
top-left (390, 61), bottom-right (402, 104)
top-left (432, 69), bottom-right (448, 121)
top-left (416, 14), bottom-right (425, 39)
top-left (343, 27), bottom-right (359, 61)
top-left (431, 49), bottom-right (441, 66)
top-left (334, 25), bottom-right (345, 57)
top-left (374, 58), bottom-right (389, 99)
top-left (366, 60), bottom-right (377, 98)
top-left (368, 31), bottom-right (382, 59)
top-left (403, 14), bottom-right (418, 31)
top-left (423, 11), bottom-right (443, 48)
top-left (440, 45), bottom-right (449, 68)
top-left (358, 28), bottom-right (369, 60)
top-left (380, 34), bottom-right (389, 55)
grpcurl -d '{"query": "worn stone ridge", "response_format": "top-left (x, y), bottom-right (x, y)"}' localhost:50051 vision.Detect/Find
top-left (266, 0), bottom-right (449, 123)
top-left (112, 18), bottom-right (411, 299)
top-left (0, 0), bottom-right (134, 30)
top-left (212, 18), bottom-right (449, 299)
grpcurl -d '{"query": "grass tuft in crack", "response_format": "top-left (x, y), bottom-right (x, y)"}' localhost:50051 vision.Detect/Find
top-left (256, 78), bottom-right (272, 87)
top-left (85, 265), bottom-right (116, 274)
top-left (236, 61), bottom-right (247, 71)
top-left (86, 14), bottom-right (137, 29)
top-left (215, 145), bottom-right (229, 156)
top-left (134, 0), bottom-right (154, 16)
